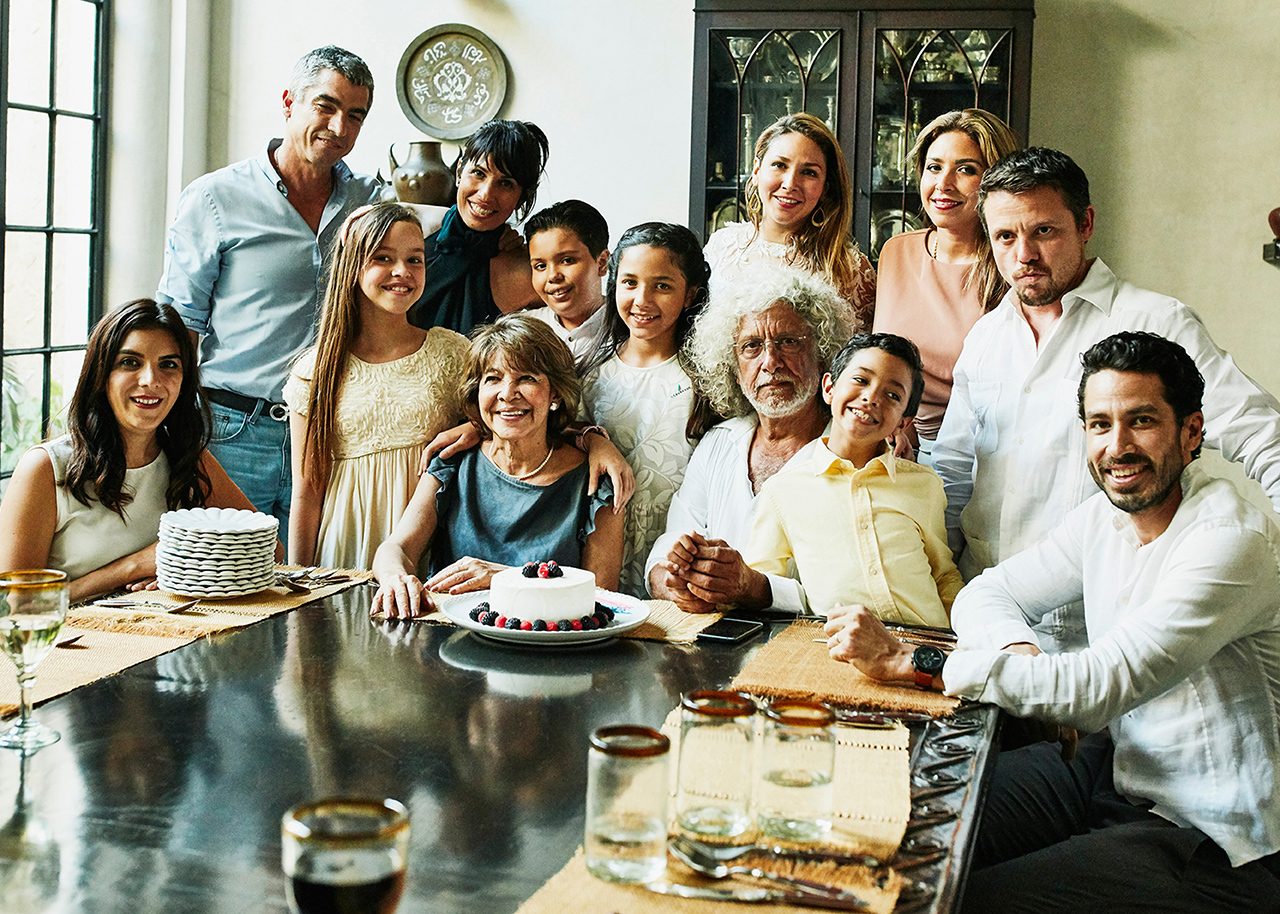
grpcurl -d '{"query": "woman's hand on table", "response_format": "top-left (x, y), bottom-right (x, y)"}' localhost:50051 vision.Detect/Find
top-left (824, 604), bottom-right (915, 684)
top-left (125, 577), bottom-right (159, 592)
top-left (426, 556), bottom-right (506, 594)
top-left (371, 573), bottom-right (435, 620)
top-left (419, 422), bottom-right (480, 474)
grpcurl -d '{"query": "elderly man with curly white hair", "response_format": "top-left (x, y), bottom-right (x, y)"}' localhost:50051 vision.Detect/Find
top-left (645, 264), bottom-right (858, 613)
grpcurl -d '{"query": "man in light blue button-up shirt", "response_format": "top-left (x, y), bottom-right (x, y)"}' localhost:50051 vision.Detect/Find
top-left (157, 46), bottom-right (381, 543)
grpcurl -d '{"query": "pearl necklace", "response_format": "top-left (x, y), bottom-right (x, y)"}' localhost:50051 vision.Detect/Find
top-left (506, 445), bottom-right (556, 481)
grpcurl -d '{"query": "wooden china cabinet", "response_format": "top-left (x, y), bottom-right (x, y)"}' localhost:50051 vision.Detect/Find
top-left (689, 0), bottom-right (1035, 261)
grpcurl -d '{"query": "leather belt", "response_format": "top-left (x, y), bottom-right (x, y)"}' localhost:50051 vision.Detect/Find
top-left (203, 387), bottom-right (290, 421)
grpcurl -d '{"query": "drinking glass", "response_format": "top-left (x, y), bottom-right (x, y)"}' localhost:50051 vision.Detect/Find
top-left (757, 699), bottom-right (836, 842)
top-left (282, 797), bottom-right (410, 914)
top-left (584, 724), bottom-right (670, 884)
top-left (676, 690), bottom-right (755, 838)
top-left (0, 570), bottom-right (68, 751)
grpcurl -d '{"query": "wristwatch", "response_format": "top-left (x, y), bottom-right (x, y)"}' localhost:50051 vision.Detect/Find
top-left (911, 645), bottom-right (947, 690)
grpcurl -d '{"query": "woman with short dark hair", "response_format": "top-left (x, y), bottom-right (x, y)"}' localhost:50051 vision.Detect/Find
top-left (409, 119), bottom-right (550, 334)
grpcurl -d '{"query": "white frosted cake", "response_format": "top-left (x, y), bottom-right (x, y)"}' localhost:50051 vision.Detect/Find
top-left (489, 564), bottom-right (596, 623)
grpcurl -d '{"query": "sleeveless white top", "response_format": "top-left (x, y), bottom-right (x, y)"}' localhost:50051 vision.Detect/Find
top-left (37, 436), bottom-right (170, 581)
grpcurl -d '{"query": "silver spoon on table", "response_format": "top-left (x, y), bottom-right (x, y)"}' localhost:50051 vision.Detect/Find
top-left (669, 835), bottom-right (872, 907)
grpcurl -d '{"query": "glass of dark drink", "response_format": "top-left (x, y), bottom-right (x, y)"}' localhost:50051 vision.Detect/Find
top-left (282, 797), bottom-right (410, 914)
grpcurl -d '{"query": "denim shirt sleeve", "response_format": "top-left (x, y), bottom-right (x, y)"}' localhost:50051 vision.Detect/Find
top-left (156, 178), bottom-right (224, 334)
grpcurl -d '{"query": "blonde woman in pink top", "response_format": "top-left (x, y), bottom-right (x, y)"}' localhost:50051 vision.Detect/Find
top-left (873, 109), bottom-right (1019, 464)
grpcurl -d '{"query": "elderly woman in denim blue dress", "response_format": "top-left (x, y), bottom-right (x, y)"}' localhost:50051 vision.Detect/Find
top-left (372, 314), bottom-right (624, 618)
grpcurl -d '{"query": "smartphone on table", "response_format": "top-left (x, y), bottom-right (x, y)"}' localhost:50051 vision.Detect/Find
top-left (695, 616), bottom-right (765, 644)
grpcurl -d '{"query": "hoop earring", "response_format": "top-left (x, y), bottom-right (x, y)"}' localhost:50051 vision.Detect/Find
top-left (810, 206), bottom-right (829, 229)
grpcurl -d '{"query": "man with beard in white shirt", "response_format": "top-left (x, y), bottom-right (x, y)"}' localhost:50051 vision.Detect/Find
top-left (932, 147), bottom-right (1280, 651)
top-left (827, 332), bottom-right (1280, 910)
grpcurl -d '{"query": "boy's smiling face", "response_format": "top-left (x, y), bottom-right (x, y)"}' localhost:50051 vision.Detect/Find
top-left (822, 347), bottom-right (915, 465)
top-left (528, 227), bottom-right (607, 326)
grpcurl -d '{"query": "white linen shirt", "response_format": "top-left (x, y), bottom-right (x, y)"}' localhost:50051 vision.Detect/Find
top-left (643, 415), bottom-right (818, 611)
top-left (935, 257), bottom-right (1280, 572)
top-left (943, 464), bottom-right (1280, 866)
top-left (525, 304), bottom-right (609, 364)
top-left (933, 258), bottom-right (1280, 646)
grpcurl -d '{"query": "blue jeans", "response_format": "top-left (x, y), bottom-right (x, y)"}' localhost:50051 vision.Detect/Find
top-left (208, 401), bottom-right (292, 548)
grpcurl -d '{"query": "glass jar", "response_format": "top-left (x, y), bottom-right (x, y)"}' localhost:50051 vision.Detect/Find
top-left (281, 797), bottom-right (410, 914)
top-left (584, 725), bottom-right (670, 884)
top-left (757, 699), bottom-right (836, 842)
top-left (676, 690), bottom-right (756, 838)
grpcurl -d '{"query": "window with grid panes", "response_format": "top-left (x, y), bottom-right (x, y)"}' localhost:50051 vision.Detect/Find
top-left (1, 0), bottom-right (109, 485)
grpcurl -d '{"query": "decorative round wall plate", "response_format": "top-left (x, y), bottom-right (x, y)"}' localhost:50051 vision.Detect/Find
top-left (395, 23), bottom-right (508, 140)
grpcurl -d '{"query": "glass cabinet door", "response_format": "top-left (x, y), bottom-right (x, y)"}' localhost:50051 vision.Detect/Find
top-left (868, 27), bottom-right (1014, 258)
top-left (704, 28), bottom-right (841, 239)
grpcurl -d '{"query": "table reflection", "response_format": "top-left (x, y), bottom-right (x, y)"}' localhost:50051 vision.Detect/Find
top-left (0, 587), bottom-right (751, 913)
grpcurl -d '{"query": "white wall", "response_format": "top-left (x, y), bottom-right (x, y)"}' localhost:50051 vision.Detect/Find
top-left (205, 0), bottom-right (695, 243)
top-left (114, 0), bottom-right (1280, 405)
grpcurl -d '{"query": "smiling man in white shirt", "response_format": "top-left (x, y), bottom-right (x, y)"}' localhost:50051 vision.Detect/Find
top-left (932, 147), bottom-right (1280, 652)
top-left (826, 332), bottom-right (1280, 910)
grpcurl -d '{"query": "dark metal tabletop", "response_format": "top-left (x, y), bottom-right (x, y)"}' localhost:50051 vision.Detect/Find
top-left (0, 587), bottom-right (997, 914)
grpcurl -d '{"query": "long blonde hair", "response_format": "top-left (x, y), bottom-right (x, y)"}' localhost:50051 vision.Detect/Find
top-left (907, 108), bottom-right (1020, 312)
top-left (744, 113), bottom-right (865, 321)
top-left (300, 202), bottom-right (423, 483)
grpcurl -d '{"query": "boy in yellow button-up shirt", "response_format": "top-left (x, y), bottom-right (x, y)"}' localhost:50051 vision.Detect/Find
top-left (744, 333), bottom-right (961, 625)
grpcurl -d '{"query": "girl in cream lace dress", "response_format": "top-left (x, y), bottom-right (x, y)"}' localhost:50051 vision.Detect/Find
top-left (285, 203), bottom-right (468, 570)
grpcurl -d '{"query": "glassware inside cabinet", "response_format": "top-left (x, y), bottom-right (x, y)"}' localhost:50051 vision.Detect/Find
top-left (869, 26), bottom-right (1013, 260)
top-left (705, 27), bottom-right (842, 240)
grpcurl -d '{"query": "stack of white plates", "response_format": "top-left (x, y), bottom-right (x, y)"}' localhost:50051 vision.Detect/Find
top-left (157, 507), bottom-right (279, 598)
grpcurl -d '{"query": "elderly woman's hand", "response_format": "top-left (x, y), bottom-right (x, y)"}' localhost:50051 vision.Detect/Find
top-left (426, 556), bottom-right (507, 594)
top-left (370, 573), bottom-right (435, 620)
top-left (823, 604), bottom-right (914, 684)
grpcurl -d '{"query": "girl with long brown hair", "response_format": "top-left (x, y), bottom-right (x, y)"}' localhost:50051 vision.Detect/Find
top-left (285, 202), bottom-right (469, 569)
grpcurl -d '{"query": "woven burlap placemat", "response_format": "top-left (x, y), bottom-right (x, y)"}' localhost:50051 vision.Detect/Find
top-left (660, 706), bottom-right (911, 862)
top-left (0, 628), bottom-right (186, 717)
top-left (65, 571), bottom-right (372, 639)
top-left (516, 698), bottom-right (910, 914)
top-left (0, 570), bottom-right (371, 718)
top-left (732, 620), bottom-right (960, 717)
top-left (516, 847), bottom-right (901, 914)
